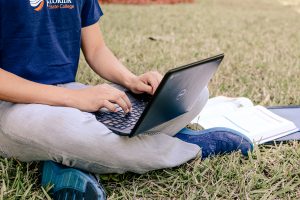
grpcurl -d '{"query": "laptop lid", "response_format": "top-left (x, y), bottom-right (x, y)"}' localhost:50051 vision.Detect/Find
top-left (129, 54), bottom-right (224, 137)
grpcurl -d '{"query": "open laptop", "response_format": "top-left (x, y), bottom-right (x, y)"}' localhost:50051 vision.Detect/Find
top-left (94, 54), bottom-right (224, 137)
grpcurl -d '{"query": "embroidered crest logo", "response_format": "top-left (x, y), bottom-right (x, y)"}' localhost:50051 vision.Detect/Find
top-left (29, 0), bottom-right (45, 11)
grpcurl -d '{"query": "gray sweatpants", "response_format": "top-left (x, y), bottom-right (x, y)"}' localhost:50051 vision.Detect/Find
top-left (0, 82), bottom-right (208, 174)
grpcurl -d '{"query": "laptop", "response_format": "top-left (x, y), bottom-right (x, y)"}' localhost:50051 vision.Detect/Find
top-left (94, 54), bottom-right (224, 137)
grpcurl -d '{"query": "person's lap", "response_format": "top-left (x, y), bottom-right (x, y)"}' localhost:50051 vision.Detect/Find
top-left (0, 82), bottom-right (209, 174)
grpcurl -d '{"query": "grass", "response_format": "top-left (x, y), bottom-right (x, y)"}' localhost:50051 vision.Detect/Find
top-left (1, 0), bottom-right (300, 199)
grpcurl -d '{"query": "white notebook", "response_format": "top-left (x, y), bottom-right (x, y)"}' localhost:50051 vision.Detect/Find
top-left (192, 97), bottom-right (299, 144)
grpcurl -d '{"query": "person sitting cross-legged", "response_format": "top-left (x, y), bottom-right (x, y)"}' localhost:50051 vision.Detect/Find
top-left (0, 1), bottom-right (253, 199)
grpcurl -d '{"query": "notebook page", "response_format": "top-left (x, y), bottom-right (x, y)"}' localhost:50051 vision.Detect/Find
top-left (191, 96), bottom-right (253, 124)
top-left (196, 105), bottom-right (298, 144)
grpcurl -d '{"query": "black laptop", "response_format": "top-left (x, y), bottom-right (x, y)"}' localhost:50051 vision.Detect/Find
top-left (94, 54), bottom-right (224, 137)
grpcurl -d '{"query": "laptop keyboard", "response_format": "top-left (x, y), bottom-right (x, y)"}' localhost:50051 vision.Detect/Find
top-left (95, 98), bottom-right (148, 130)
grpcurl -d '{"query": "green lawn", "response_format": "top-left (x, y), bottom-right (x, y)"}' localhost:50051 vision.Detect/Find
top-left (1, 0), bottom-right (300, 199)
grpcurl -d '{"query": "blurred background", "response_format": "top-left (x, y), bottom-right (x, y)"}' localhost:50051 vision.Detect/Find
top-left (78, 0), bottom-right (300, 106)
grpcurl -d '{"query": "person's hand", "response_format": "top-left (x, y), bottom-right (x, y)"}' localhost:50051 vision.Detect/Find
top-left (68, 84), bottom-right (132, 113)
top-left (129, 71), bottom-right (163, 95)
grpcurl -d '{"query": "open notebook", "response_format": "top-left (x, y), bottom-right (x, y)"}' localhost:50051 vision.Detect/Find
top-left (191, 97), bottom-right (299, 144)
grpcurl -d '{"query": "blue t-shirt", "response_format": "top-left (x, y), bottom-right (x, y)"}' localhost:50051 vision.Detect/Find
top-left (0, 0), bottom-right (103, 84)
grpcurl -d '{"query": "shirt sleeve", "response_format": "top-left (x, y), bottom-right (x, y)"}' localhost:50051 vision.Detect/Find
top-left (81, 0), bottom-right (103, 28)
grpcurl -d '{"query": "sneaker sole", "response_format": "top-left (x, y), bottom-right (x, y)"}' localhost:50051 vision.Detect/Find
top-left (41, 161), bottom-right (106, 200)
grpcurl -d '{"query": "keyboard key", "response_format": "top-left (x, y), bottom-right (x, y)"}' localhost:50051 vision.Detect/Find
top-left (94, 97), bottom-right (149, 130)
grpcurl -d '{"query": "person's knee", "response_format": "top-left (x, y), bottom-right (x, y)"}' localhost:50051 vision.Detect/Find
top-left (0, 104), bottom-right (110, 152)
top-left (1, 104), bottom-right (79, 137)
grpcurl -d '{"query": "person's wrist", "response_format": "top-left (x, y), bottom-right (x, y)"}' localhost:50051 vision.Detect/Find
top-left (123, 74), bottom-right (138, 91)
top-left (61, 88), bottom-right (79, 108)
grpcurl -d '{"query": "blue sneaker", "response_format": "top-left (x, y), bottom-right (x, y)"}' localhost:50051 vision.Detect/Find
top-left (175, 127), bottom-right (253, 159)
top-left (41, 161), bottom-right (106, 200)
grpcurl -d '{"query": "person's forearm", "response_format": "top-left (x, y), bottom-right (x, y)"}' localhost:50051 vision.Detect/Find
top-left (85, 44), bottom-right (137, 89)
top-left (81, 24), bottom-right (141, 90)
top-left (0, 68), bottom-right (75, 106)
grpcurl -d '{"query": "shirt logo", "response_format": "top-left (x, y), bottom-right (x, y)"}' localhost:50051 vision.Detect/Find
top-left (29, 0), bottom-right (74, 12)
top-left (29, 0), bottom-right (45, 11)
